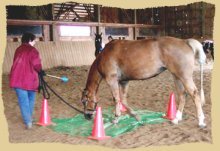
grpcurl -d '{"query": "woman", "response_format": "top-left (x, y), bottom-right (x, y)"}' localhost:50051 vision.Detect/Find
top-left (10, 32), bottom-right (43, 129)
top-left (108, 35), bottom-right (113, 42)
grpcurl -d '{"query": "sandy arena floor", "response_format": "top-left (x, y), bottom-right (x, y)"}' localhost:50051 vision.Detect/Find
top-left (2, 61), bottom-right (213, 149)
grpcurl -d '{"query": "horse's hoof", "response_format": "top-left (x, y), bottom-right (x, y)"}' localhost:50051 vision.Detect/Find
top-left (135, 115), bottom-right (141, 121)
top-left (112, 118), bottom-right (119, 124)
top-left (171, 118), bottom-right (179, 125)
top-left (199, 123), bottom-right (206, 128)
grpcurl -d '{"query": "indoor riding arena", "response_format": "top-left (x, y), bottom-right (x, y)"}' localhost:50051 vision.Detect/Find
top-left (2, 1), bottom-right (214, 149)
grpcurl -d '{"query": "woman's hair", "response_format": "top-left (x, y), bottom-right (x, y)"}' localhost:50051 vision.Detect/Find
top-left (21, 32), bottom-right (36, 43)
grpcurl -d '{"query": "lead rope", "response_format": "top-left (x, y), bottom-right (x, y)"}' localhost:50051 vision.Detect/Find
top-left (38, 74), bottom-right (50, 99)
top-left (38, 74), bottom-right (84, 114)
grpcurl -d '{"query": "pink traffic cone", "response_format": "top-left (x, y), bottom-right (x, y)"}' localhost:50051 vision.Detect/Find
top-left (88, 106), bottom-right (111, 140)
top-left (37, 98), bottom-right (52, 126)
top-left (118, 101), bottom-right (127, 112)
top-left (164, 92), bottom-right (177, 120)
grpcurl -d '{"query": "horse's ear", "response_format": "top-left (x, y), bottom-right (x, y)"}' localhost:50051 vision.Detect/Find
top-left (94, 32), bottom-right (97, 36)
top-left (100, 32), bottom-right (102, 36)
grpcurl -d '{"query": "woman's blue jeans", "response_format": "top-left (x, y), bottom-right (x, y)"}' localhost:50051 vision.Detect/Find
top-left (14, 88), bottom-right (36, 126)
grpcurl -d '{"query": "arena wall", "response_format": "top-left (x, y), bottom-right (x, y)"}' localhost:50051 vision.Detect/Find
top-left (3, 41), bottom-right (96, 74)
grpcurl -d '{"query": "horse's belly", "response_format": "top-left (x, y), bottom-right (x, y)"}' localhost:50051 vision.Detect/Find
top-left (121, 66), bottom-right (166, 80)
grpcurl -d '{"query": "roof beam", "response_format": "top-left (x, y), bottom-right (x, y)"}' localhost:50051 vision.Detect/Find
top-left (7, 19), bottom-right (163, 28)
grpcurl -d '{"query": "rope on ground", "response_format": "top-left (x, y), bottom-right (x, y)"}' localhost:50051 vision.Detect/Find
top-left (38, 74), bottom-right (84, 114)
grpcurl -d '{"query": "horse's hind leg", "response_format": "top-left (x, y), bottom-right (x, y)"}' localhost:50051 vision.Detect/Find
top-left (181, 77), bottom-right (206, 128)
top-left (172, 75), bottom-right (186, 124)
top-left (119, 81), bottom-right (140, 121)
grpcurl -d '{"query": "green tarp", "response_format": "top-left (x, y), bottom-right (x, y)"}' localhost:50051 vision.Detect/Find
top-left (50, 108), bottom-right (167, 138)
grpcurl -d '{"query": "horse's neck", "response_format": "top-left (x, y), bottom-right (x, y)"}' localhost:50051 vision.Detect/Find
top-left (95, 42), bottom-right (102, 50)
top-left (86, 60), bottom-right (102, 96)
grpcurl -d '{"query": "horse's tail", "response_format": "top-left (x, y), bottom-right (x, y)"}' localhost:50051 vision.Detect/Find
top-left (186, 39), bottom-right (206, 106)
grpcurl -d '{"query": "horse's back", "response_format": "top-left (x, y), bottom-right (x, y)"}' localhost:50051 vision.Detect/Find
top-left (102, 37), bottom-right (193, 62)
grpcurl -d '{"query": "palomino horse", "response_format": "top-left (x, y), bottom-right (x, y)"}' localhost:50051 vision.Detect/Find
top-left (81, 36), bottom-right (206, 128)
top-left (94, 33), bottom-right (103, 57)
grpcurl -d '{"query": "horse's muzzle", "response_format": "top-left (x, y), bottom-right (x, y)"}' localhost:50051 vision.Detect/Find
top-left (84, 110), bottom-right (95, 120)
top-left (84, 113), bottom-right (93, 120)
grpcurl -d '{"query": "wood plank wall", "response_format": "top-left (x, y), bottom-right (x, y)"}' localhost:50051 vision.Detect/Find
top-left (164, 2), bottom-right (215, 39)
top-left (3, 41), bottom-right (96, 74)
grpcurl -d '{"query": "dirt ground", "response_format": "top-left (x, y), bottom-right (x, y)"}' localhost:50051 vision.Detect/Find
top-left (2, 61), bottom-right (213, 149)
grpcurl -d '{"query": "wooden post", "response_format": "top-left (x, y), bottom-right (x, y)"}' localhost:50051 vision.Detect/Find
top-left (43, 25), bottom-right (50, 41)
top-left (161, 7), bottom-right (166, 36)
top-left (133, 9), bottom-right (137, 40)
top-left (51, 23), bottom-right (57, 42)
top-left (201, 2), bottom-right (206, 39)
top-left (96, 5), bottom-right (101, 34)
top-left (51, 4), bottom-right (58, 42)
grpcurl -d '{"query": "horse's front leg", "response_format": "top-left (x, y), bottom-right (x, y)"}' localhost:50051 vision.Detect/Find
top-left (105, 74), bottom-right (121, 123)
top-left (119, 81), bottom-right (140, 121)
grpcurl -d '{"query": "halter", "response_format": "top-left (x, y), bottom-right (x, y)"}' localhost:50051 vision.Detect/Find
top-left (82, 89), bottom-right (98, 113)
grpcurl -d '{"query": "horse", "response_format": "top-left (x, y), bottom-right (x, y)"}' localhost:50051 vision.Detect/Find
top-left (202, 40), bottom-right (214, 60)
top-left (94, 33), bottom-right (103, 57)
top-left (81, 36), bottom-right (207, 128)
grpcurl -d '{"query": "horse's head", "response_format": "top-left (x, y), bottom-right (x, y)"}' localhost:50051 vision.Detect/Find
top-left (95, 33), bottom-right (102, 51)
top-left (81, 89), bottom-right (98, 120)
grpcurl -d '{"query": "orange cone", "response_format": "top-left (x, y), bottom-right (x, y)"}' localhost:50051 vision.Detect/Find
top-left (88, 106), bottom-right (111, 140)
top-left (163, 92), bottom-right (177, 120)
top-left (118, 101), bottom-right (127, 112)
top-left (37, 98), bottom-right (52, 126)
